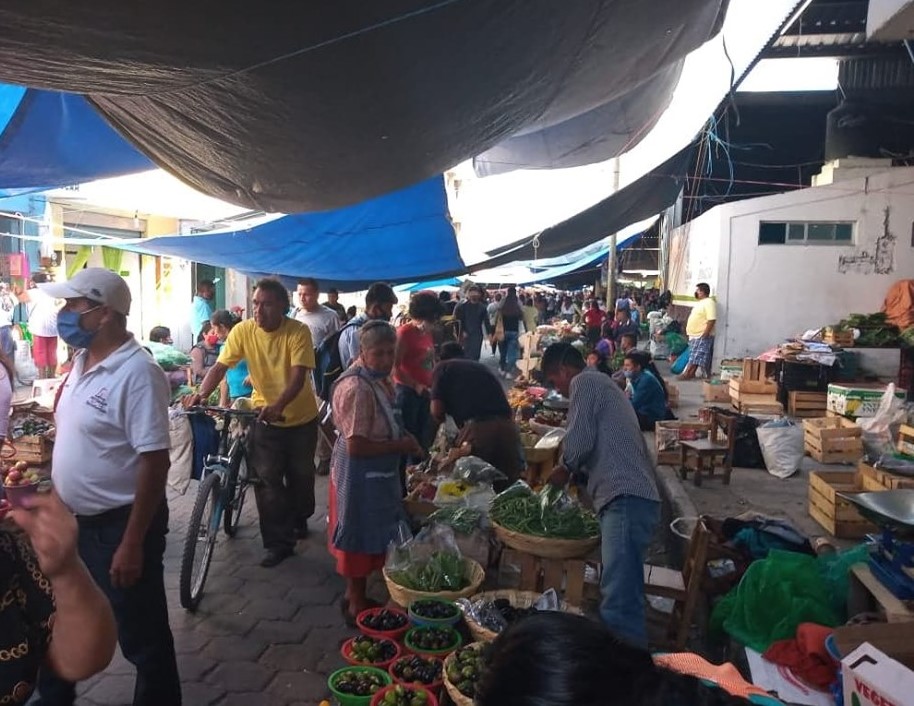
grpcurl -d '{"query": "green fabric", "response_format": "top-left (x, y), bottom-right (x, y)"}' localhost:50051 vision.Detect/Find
top-left (66, 246), bottom-right (93, 278)
top-left (711, 550), bottom-right (842, 653)
top-left (666, 332), bottom-right (687, 355)
top-left (101, 246), bottom-right (123, 273)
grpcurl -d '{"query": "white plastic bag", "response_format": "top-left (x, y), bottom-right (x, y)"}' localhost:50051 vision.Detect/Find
top-left (858, 383), bottom-right (907, 461)
top-left (535, 427), bottom-right (566, 449)
top-left (756, 420), bottom-right (804, 479)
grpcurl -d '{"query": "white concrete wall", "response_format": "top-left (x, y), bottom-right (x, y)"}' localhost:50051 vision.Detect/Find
top-left (668, 167), bottom-right (914, 364)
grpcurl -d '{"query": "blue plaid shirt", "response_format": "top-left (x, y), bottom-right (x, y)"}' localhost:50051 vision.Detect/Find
top-left (562, 368), bottom-right (659, 513)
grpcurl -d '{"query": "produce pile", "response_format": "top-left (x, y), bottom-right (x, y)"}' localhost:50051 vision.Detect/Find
top-left (376, 684), bottom-right (431, 706)
top-left (425, 506), bottom-right (482, 535)
top-left (833, 313), bottom-right (900, 348)
top-left (10, 416), bottom-right (53, 439)
top-left (479, 598), bottom-right (538, 631)
top-left (391, 655), bottom-right (442, 686)
top-left (411, 599), bottom-right (459, 621)
top-left (406, 626), bottom-right (460, 652)
top-left (2, 462), bottom-right (40, 489)
top-left (388, 550), bottom-right (468, 593)
top-left (346, 636), bottom-right (398, 665)
top-left (446, 646), bottom-right (487, 699)
top-left (360, 609), bottom-right (408, 633)
top-left (490, 483), bottom-right (599, 540)
top-left (331, 668), bottom-right (386, 697)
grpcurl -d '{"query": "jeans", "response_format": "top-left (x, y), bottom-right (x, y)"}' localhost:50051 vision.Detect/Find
top-left (598, 495), bottom-right (660, 648)
top-left (37, 503), bottom-right (181, 706)
top-left (499, 331), bottom-right (519, 372)
top-left (247, 419), bottom-right (318, 550)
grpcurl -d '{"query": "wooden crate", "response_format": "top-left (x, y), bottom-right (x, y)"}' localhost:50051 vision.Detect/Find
top-left (788, 391), bottom-right (827, 419)
top-left (857, 461), bottom-right (914, 492)
top-left (10, 434), bottom-right (52, 464)
top-left (666, 383), bottom-right (680, 410)
top-left (729, 378), bottom-right (782, 415)
top-left (655, 421), bottom-right (710, 465)
top-left (803, 417), bottom-right (863, 464)
top-left (823, 327), bottom-right (854, 348)
top-left (898, 424), bottom-right (914, 458)
top-left (808, 470), bottom-right (876, 538)
top-left (703, 381), bottom-right (730, 403)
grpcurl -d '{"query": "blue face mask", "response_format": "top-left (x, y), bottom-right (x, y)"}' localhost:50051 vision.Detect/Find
top-left (363, 367), bottom-right (390, 380)
top-left (57, 306), bottom-right (102, 349)
top-left (623, 370), bottom-right (634, 379)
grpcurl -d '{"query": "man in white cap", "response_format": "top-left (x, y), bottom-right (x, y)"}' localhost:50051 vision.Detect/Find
top-left (36, 268), bottom-right (181, 706)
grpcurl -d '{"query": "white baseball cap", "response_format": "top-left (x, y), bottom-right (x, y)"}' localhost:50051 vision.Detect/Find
top-left (39, 267), bottom-right (132, 316)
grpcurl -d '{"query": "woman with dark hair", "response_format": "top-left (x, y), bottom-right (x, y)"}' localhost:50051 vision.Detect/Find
top-left (623, 350), bottom-right (674, 431)
top-left (190, 321), bottom-right (220, 383)
top-left (394, 292), bottom-right (442, 464)
top-left (493, 286), bottom-right (524, 378)
top-left (211, 309), bottom-right (253, 404)
top-left (475, 612), bottom-right (765, 706)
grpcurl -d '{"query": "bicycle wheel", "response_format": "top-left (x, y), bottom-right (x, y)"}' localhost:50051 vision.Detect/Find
top-left (223, 446), bottom-right (248, 537)
top-left (179, 472), bottom-right (222, 611)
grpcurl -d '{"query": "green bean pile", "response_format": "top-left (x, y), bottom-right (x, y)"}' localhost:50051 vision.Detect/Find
top-left (490, 490), bottom-right (599, 539)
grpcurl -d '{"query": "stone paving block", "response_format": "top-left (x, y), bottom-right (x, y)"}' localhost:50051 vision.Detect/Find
top-left (206, 660), bottom-right (274, 693)
top-left (203, 574), bottom-right (246, 595)
top-left (181, 681), bottom-right (226, 705)
top-left (240, 597), bottom-right (301, 621)
top-left (217, 691), bottom-right (277, 706)
top-left (285, 584), bottom-right (342, 606)
top-left (293, 604), bottom-right (347, 628)
top-left (200, 591), bottom-right (251, 614)
top-left (203, 634), bottom-right (270, 663)
top-left (178, 653), bottom-right (218, 681)
top-left (267, 670), bottom-right (329, 705)
top-left (80, 674), bottom-right (135, 705)
top-left (247, 618), bottom-right (310, 645)
top-left (172, 629), bottom-right (211, 655)
top-left (191, 612), bottom-right (259, 637)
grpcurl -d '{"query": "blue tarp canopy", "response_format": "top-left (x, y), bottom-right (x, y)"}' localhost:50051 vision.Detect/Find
top-left (0, 85), bottom-right (153, 194)
top-left (108, 177), bottom-right (465, 290)
top-left (394, 278), bottom-right (464, 293)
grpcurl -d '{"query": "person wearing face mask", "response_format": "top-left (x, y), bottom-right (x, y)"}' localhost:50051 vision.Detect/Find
top-left (36, 268), bottom-right (181, 706)
top-left (189, 322), bottom-right (221, 384)
top-left (328, 321), bottom-right (423, 623)
top-left (622, 350), bottom-right (672, 431)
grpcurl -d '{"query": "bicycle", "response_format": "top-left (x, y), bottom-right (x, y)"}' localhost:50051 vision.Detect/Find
top-left (178, 406), bottom-right (261, 611)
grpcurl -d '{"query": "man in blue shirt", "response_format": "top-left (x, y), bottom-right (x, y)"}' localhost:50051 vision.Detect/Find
top-left (542, 343), bottom-right (660, 648)
top-left (190, 279), bottom-right (215, 342)
top-left (623, 351), bottom-right (670, 431)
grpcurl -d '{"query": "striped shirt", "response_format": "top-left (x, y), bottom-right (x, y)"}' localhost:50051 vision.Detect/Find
top-left (562, 367), bottom-right (659, 513)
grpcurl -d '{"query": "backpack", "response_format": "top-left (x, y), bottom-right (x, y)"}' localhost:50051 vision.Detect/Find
top-left (313, 320), bottom-right (363, 401)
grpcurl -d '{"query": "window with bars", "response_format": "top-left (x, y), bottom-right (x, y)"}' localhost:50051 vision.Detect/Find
top-left (758, 221), bottom-right (855, 245)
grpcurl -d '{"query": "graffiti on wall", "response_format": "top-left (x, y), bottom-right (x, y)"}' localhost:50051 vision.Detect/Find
top-left (838, 207), bottom-right (895, 275)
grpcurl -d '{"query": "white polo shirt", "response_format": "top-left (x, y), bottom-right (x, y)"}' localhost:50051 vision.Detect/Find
top-left (53, 337), bottom-right (171, 516)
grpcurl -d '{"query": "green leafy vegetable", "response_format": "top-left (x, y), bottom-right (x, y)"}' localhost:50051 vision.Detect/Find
top-left (426, 506), bottom-right (482, 535)
top-left (389, 551), bottom-right (468, 592)
top-left (490, 485), bottom-right (599, 540)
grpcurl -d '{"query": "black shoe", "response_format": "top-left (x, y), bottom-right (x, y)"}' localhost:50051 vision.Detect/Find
top-left (316, 458), bottom-right (331, 476)
top-left (260, 547), bottom-right (294, 568)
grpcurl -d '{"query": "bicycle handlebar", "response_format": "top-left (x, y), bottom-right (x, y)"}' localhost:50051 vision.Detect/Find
top-left (183, 405), bottom-right (262, 419)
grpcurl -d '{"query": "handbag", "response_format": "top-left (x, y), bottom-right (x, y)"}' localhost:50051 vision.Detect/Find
top-left (493, 313), bottom-right (505, 342)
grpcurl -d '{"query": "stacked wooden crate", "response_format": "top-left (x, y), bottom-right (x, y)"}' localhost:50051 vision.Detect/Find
top-left (788, 391), bottom-right (828, 418)
top-left (857, 461), bottom-right (914, 492)
top-left (807, 470), bottom-right (875, 538)
top-left (729, 359), bottom-right (781, 415)
top-left (803, 417), bottom-right (863, 464)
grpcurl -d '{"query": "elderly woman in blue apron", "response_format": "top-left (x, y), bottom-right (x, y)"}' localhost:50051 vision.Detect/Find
top-left (327, 321), bottom-right (424, 623)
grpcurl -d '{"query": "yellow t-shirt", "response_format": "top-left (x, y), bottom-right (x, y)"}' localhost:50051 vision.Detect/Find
top-left (686, 298), bottom-right (717, 338)
top-left (217, 318), bottom-right (317, 427)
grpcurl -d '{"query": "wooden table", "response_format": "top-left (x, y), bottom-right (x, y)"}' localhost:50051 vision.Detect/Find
top-left (848, 563), bottom-right (914, 623)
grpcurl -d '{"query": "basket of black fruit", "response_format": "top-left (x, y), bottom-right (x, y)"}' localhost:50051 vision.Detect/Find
top-left (407, 598), bottom-right (461, 628)
top-left (341, 635), bottom-right (403, 670)
top-left (388, 654), bottom-right (444, 695)
top-left (370, 683), bottom-right (438, 706)
top-left (327, 666), bottom-right (392, 706)
top-left (403, 625), bottom-right (462, 658)
top-left (357, 607), bottom-right (410, 641)
top-left (461, 589), bottom-right (583, 643)
top-left (443, 643), bottom-right (487, 706)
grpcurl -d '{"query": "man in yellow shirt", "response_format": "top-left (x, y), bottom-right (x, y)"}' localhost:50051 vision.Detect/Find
top-left (680, 282), bottom-right (716, 381)
top-left (190, 278), bottom-right (318, 567)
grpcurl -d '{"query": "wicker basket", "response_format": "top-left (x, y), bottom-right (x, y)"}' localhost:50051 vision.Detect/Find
top-left (442, 644), bottom-right (481, 706)
top-left (491, 519), bottom-right (599, 559)
top-left (462, 589), bottom-right (583, 643)
top-left (383, 559), bottom-right (485, 608)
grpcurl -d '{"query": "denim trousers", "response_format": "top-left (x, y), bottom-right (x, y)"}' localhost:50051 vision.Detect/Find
top-left (499, 331), bottom-right (519, 372)
top-left (598, 494), bottom-right (660, 648)
top-left (37, 502), bottom-right (181, 706)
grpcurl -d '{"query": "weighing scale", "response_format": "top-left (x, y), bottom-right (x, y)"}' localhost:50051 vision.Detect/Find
top-left (840, 490), bottom-right (914, 601)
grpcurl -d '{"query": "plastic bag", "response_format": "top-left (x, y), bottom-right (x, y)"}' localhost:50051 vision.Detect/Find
top-left (452, 455), bottom-right (507, 486)
top-left (384, 523), bottom-right (468, 592)
top-left (858, 383), bottom-right (907, 461)
top-left (458, 588), bottom-right (561, 635)
top-left (534, 427), bottom-right (566, 449)
top-left (756, 419), bottom-right (804, 479)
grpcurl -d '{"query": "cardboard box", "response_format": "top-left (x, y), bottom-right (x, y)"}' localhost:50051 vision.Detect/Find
top-left (703, 380), bottom-right (731, 403)
top-left (827, 383), bottom-right (906, 420)
top-left (842, 643), bottom-right (914, 706)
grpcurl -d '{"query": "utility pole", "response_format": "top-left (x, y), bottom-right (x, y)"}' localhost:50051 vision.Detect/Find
top-left (606, 157), bottom-right (621, 307)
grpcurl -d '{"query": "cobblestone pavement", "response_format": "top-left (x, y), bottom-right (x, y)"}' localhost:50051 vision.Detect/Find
top-left (73, 474), bottom-right (356, 706)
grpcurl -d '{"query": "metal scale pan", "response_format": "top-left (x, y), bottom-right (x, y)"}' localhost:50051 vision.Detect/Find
top-left (839, 490), bottom-right (914, 537)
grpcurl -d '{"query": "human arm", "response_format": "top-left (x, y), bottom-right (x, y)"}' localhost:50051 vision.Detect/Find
top-left (186, 361), bottom-right (229, 405)
top-left (701, 300), bottom-right (717, 338)
top-left (10, 492), bottom-right (117, 680)
top-left (111, 449), bottom-right (170, 588)
top-left (702, 320), bottom-right (716, 338)
top-left (348, 434), bottom-right (422, 458)
top-left (429, 363), bottom-right (448, 423)
top-left (218, 378), bottom-right (230, 407)
top-left (558, 377), bottom-right (599, 476)
top-left (259, 365), bottom-right (307, 423)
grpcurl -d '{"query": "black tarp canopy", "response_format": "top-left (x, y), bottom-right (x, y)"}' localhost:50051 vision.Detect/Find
top-left (0, 1), bottom-right (727, 213)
